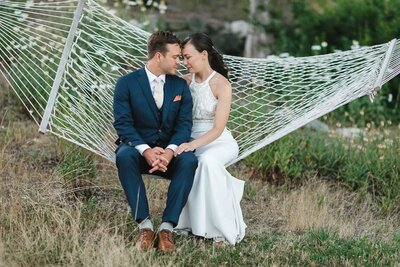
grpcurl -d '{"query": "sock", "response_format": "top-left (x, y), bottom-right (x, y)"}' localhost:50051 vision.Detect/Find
top-left (138, 218), bottom-right (153, 231)
top-left (158, 222), bottom-right (173, 232)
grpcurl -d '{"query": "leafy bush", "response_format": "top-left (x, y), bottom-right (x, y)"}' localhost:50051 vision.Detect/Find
top-left (262, 0), bottom-right (400, 126)
top-left (267, 0), bottom-right (400, 56)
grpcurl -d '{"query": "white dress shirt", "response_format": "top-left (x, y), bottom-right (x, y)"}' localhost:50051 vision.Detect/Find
top-left (134, 66), bottom-right (178, 155)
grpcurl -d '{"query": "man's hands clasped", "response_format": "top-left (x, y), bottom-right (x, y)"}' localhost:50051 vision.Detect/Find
top-left (143, 147), bottom-right (174, 173)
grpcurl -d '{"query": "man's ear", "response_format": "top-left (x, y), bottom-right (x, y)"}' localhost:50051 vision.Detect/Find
top-left (156, 52), bottom-right (162, 62)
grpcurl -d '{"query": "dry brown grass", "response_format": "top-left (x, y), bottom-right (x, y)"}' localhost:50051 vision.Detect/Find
top-left (0, 118), bottom-right (177, 266)
top-left (0, 238), bottom-right (5, 267)
top-left (240, 174), bottom-right (399, 240)
top-left (0, 124), bottom-right (167, 266)
top-left (1, 119), bottom-right (399, 265)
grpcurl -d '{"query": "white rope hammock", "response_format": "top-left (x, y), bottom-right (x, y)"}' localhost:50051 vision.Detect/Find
top-left (0, 0), bottom-right (399, 165)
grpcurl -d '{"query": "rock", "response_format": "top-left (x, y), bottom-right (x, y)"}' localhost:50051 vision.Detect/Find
top-left (305, 120), bottom-right (329, 133)
top-left (335, 128), bottom-right (365, 138)
top-left (255, 11), bottom-right (271, 25)
top-left (228, 20), bottom-right (252, 37)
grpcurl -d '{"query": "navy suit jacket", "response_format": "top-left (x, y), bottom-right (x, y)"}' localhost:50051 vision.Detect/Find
top-left (113, 68), bottom-right (193, 149)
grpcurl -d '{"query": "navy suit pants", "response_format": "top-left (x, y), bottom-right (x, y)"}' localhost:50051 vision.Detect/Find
top-left (115, 144), bottom-right (198, 226)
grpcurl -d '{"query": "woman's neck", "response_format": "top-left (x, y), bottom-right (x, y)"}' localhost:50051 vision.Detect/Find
top-left (195, 67), bottom-right (214, 83)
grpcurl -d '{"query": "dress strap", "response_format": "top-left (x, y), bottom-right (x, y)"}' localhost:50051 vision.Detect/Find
top-left (205, 71), bottom-right (217, 83)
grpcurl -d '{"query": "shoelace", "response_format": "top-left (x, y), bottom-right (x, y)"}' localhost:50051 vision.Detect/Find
top-left (160, 231), bottom-right (173, 243)
top-left (140, 230), bottom-right (151, 241)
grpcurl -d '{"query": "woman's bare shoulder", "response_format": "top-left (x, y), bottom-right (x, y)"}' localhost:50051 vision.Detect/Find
top-left (210, 73), bottom-right (231, 91)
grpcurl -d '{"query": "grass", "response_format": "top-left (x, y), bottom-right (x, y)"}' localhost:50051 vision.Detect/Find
top-left (243, 126), bottom-right (400, 215)
top-left (1, 80), bottom-right (400, 265)
top-left (1, 119), bottom-right (400, 266)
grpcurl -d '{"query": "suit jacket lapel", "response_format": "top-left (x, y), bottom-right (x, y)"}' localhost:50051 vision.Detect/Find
top-left (137, 68), bottom-right (159, 123)
top-left (161, 75), bottom-right (175, 125)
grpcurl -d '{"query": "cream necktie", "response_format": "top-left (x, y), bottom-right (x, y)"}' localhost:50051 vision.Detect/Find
top-left (153, 77), bottom-right (164, 109)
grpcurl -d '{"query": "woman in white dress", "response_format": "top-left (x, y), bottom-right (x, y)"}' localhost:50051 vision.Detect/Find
top-left (174, 33), bottom-right (246, 245)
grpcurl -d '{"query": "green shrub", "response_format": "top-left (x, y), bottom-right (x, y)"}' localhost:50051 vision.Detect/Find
top-left (263, 0), bottom-right (400, 126)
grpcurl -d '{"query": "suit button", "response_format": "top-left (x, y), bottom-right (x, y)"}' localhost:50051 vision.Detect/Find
top-left (128, 142), bottom-right (132, 146)
top-left (158, 129), bottom-right (162, 133)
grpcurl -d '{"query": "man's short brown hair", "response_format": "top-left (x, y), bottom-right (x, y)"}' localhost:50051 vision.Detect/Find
top-left (147, 31), bottom-right (181, 59)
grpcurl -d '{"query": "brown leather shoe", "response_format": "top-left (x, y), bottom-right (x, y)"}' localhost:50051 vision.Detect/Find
top-left (135, 228), bottom-right (155, 251)
top-left (157, 230), bottom-right (176, 252)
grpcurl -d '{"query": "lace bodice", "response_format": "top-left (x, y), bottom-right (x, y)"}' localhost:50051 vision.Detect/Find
top-left (190, 71), bottom-right (218, 121)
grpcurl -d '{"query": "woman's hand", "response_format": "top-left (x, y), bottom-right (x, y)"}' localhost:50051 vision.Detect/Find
top-left (174, 142), bottom-right (195, 156)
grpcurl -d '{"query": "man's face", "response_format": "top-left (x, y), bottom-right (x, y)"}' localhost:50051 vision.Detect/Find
top-left (159, 43), bottom-right (181, 75)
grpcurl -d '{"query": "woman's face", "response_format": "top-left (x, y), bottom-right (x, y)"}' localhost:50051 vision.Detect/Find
top-left (182, 43), bottom-right (206, 73)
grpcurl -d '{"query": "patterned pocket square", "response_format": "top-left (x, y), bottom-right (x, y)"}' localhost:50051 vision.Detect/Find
top-left (173, 95), bottom-right (182, 102)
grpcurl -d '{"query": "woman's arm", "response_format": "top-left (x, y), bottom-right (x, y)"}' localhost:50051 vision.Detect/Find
top-left (175, 76), bottom-right (232, 155)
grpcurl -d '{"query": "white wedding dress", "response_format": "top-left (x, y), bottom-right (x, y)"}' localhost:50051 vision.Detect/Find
top-left (175, 71), bottom-right (246, 245)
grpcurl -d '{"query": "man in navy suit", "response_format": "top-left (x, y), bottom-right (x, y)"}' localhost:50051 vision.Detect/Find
top-left (113, 31), bottom-right (198, 252)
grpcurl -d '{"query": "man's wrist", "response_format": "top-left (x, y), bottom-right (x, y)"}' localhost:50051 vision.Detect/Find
top-left (165, 147), bottom-right (175, 153)
top-left (166, 144), bottom-right (177, 152)
top-left (135, 144), bottom-right (151, 155)
top-left (163, 148), bottom-right (174, 161)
